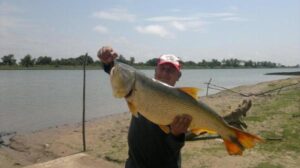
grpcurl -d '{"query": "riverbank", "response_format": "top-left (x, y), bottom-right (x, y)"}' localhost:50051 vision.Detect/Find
top-left (1, 77), bottom-right (299, 168)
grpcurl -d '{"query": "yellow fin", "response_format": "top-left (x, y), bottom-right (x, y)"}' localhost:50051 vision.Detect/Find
top-left (178, 87), bottom-right (200, 99)
top-left (126, 101), bottom-right (138, 117)
top-left (224, 126), bottom-right (264, 155)
top-left (159, 125), bottom-right (170, 134)
top-left (191, 128), bottom-right (217, 135)
top-left (231, 127), bottom-right (264, 149)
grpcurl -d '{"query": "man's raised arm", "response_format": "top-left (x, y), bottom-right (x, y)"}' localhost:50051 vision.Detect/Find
top-left (97, 46), bottom-right (118, 74)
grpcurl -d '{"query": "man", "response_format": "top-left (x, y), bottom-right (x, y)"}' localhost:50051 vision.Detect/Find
top-left (98, 46), bottom-right (192, 168)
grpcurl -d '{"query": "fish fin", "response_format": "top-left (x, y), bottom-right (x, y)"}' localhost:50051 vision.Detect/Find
top-left (223, 139), bottom-right (243, 155)
top-left (223, 127), bottom-right (264, 155)
top-left (159, 125), bottom-right (170, 134)
top-left (178, 87), bottom-right (200, 99)
top-left (191, 128), bottom-right (217, 135)
top-left (126, 101), bottom-right (138, 117)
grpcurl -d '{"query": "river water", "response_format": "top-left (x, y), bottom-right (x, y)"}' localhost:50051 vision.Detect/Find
top-left (0, 68), bottom-right (298, 133)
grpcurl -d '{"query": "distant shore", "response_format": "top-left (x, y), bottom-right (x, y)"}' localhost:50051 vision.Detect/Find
top-left (0, 65), bottom-right (299, 70)
top-left (265, 71), bottom-right (300, 76)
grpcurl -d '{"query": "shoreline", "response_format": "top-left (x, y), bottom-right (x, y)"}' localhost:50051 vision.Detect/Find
top-left (0, 66), bottom-right (299, 70)
top-left (1, 77), bottom-right (299, 168)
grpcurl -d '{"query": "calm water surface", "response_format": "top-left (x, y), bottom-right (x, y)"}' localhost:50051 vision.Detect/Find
top-left (0, 68), bottom-right (298, 133)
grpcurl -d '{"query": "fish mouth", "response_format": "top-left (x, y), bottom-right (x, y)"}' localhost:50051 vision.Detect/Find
top-left (110, 64), bottom-right (135, 98)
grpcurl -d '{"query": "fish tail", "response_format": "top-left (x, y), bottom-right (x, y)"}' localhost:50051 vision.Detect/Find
top-left (223, 126), bottom-right (264, 155)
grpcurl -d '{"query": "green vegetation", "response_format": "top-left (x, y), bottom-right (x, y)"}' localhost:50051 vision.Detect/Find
top-left (252, 162), bottom-right (284, 168)
top-left (1, 54), bottom-right (298, 70)
top-left (247, 87), bottom-right (300, 154)
top-left (0, 54), bottom-right (100, 70)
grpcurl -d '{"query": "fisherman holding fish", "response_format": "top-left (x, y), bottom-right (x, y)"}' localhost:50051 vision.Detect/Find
top-left (98, 46), bottom-right (192, 168)
top-left (98, 46), bottom-right (262, 168)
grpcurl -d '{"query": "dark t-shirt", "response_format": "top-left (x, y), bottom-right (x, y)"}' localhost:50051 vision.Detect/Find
top-left (126, 114), bottom-right (184, 168)
top-left (103, 62), bottom-right (184, 168)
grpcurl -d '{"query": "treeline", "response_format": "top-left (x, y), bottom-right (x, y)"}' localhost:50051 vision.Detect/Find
top-left (0, 54), bottom-right (98, 67)
top-left (0, 54), bottom-right (297, 68)
top-left (106, 55), bottom-right (294, 68)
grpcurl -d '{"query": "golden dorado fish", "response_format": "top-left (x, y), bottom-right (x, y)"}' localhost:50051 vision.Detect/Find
top-left (110, 62), bottom-right (263, 155)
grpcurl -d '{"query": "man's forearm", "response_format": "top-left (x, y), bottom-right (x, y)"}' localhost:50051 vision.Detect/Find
top-left (166, 133), bottom-right (185, 153)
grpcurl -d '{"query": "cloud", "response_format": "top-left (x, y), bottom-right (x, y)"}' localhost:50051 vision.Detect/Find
top-left (222, 17), bottom-right (247, 22)
top-left (93, 25), bottom-right (108, 33)
top-left (146, 16), bottom-right (206, 32)
top-left (136, 25), bottom-right (173, 38)
top-left (147, 13), bottom-right (237, 22)
top-left (146, 16), bottom-right (196, 22)
top-left (170, 20), bottom-right (206, 32)
top-left (93, 8), bottom-right (136, 22)
top-left (171, 21), bottom-right (186, 31)
top-left (198, 12), bottom-right (236, 18)
top-left (196, 12), bottom-right (247, 22)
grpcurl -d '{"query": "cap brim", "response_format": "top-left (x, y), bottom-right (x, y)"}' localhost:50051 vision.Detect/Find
top-left (158, 61), bottom-right (181, 72)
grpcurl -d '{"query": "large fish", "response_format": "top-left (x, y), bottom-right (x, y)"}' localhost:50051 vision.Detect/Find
top-left (110, 62), bottom-right (263, 155)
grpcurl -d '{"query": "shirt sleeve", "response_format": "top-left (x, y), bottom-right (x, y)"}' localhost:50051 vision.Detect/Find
top-left (166, 133), bottom-right (185, 153)
top-left (102, 62), bottom-right (114, 74)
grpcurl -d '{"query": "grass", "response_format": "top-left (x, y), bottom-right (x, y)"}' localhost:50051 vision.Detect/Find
top-left (245, 115), bottom-right (266, 122)
top-left (247, 85), bottom-right (300, 154)
top-left (252, 162), bottom-right (284, 168)
top-left (181, 81), bottom-right (299, 168)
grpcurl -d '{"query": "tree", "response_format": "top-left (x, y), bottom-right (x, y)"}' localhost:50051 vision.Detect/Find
top-left (93, 60), bottom-right (101, 65)
top-left (244, 60), bottom-right (254, 67)
top-left (198, 59), bottom-right (207, 67)
top-left (52, 58), bottom-right (60, 67)
top-left (60, 58), bottom-right (77, 65)
top-left (1, 54), bottom-right (17, 66)
top-left (210, 59), bottom-right (221, 67)
top-left (76, 55), bottom-right (94, 65)
top-left (36, 56), bottom-right (52, 65)
top-left (222, 58), bottom-right (241, 67)
top-left (20, 54), bottom-right (35, 67)
top-left (260, 61), bottom-right (276, 68)
top-left (145, 58), bottom-right (158, 66)
top-left (183, 61), bottom-right (197, 66)
top-left (116, 55), bottom-right (130, 64)
top-left (129, 57), bottom-right (135, 65)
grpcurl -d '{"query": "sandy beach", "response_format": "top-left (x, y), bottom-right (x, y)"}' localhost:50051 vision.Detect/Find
top-left (1, 76), bottom-right (299, 168)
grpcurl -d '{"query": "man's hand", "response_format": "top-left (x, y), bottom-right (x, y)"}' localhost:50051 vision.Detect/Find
top-left (170, 114), bottom-right (192, 136)
top-left (97, 46), bottom-right (118, 64)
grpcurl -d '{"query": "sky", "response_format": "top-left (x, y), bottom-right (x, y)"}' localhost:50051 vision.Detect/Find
top-left (0, 0), bottom-right (299, 66)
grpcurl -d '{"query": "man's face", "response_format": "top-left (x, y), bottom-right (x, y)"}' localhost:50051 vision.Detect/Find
top-left (154, 63), bottom-right (181, 86)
